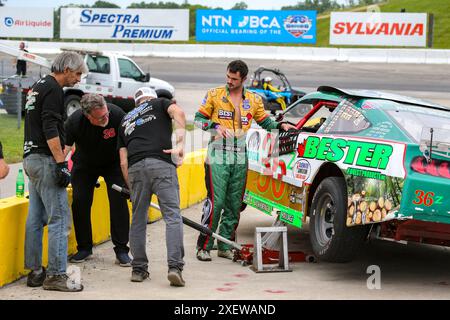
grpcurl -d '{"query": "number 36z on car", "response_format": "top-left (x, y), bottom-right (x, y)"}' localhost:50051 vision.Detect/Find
top-left (244, 86), bottom-right (450, 262)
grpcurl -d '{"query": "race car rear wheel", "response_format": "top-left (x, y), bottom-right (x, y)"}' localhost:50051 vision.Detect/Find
top-left (309, 177), bottom-right (368, 262)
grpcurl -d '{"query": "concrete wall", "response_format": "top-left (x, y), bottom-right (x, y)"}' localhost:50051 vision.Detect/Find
top-left (2, 39), bottom-right (450, 64)
top-left (0, 149), bottom-right (206, 287)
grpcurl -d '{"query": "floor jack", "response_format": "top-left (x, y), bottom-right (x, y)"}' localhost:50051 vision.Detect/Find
top-left (112, 184), bottom-right (316, 272)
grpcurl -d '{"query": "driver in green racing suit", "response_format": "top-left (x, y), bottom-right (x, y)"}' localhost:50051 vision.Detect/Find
top-left (195, 60), bottom-right (295, 261)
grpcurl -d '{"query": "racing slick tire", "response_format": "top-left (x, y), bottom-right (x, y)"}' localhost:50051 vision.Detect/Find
top-left (64, 94), bottom-right (82, 118)
top-left (309, 177), bottom-right (369, 262)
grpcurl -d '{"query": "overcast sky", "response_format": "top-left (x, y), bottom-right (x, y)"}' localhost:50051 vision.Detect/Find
top-left (4, 0), bottom-right (349, 10)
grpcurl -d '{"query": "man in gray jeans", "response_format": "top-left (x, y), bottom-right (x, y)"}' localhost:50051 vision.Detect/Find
top-left (118, 87), bottom-right (186, 286)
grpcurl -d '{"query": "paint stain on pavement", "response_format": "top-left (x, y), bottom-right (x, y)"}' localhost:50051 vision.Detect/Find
top-left (264, 289), bottom-right (287, 294)
top-left (216, 287), bottom-right (234, 292)
top-left (224, 282), bottom-right (239, 286)
top-left (233, 274), bottom-right (249, 278)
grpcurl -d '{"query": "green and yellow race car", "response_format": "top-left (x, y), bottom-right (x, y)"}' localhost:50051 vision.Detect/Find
top-left (244, 86), bottom-right (450, 262)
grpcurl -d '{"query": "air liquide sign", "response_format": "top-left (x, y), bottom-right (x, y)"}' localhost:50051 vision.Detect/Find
top-left (196, 10), bottom-right (316, 44)
top-left (60, 8), bottom-right (189, 41)
top-left (0, 7), bottom-right (53, 38)
top-left (330, 12), bottom-right (427, 47)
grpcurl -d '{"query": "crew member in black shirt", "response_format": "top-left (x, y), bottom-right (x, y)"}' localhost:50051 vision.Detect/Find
top-left (118, 87), bottom-right (186, 286)
top-left (65, 93), bottom-right (131, 266)
top-left (23, 51), bottom-right (86, 292)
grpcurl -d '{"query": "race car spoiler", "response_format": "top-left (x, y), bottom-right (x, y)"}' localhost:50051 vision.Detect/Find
top-left (317, 86), bottom-right (450, 111)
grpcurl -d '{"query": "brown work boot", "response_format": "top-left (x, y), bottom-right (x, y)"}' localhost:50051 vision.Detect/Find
top-left (131, 270), bottom-right (150, 282)
top-left (167, 268), bottom-right (185, 287)
top-left (217, 249), bottom-right (234, 260)
top-left (43, 274), bottom-right (83, 292)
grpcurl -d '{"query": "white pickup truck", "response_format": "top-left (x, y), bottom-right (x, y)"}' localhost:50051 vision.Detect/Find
top-left (0, 44), bottom-right (175, 116)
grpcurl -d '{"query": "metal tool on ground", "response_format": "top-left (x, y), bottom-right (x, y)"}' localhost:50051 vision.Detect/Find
top-left (252, 226), bottom-right (291, 273)
top-left (111, 184), bottom-right (315, 269)
top-left (238, 218), bottom-right (316, 272)
top-left (259, 218), bottom-right (317, 265)
top-left (111, 184), bottom-right (251, 260)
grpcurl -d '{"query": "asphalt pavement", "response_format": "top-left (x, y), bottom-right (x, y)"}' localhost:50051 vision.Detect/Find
top-left (1, 201), bottom-right (450, 300)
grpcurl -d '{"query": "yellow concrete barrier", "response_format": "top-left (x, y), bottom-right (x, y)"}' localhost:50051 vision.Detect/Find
top-left (186, 150), bottom-right (208, 205)
top-left (0, 149), bottom-right (206, 287)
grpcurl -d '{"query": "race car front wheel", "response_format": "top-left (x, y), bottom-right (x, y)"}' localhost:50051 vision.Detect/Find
top-left (309, 177), bottom-right (368, 262)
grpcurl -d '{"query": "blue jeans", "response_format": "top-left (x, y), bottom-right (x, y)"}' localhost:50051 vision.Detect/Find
top-left (23, 154), bottom-right (71, 276)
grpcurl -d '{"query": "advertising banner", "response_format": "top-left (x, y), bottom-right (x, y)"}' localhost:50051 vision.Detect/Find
top-left (0, 7), bottom-right (54, 38)
top-left (330, 12), bottom-right (427, 47)
top-left (60, 8), bottom-right (189, 41)
top-left (196, 10), bottom-right (316, 44)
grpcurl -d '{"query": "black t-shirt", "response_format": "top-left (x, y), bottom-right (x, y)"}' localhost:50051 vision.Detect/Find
top-left (118, 98), bottom-right (174, 167)
top-left (17, 49), bottom-right (28, 67)
top-left (65, 103), bottom-right (125, 169)
top-left (0, 141), bottom-right (4, 159)
top-left (23, 75), bottom-right (65, 158)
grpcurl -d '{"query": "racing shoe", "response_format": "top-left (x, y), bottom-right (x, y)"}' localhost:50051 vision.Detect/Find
top-left (43, 274), bottom-right (83, 292)
top-left (196, 249), bottom-right (211, 262)
top-left (217, 249), bottom-right (234, 260)
top-left (167, 268), bottom-right (185, 287)
top-left (27, 267), bottom-right (46, 287)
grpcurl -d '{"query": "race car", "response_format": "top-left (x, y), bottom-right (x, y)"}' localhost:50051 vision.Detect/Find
top-left (244, 86), bottom-right (450, 262)
top-left (247, 67), bottom-right (305, 113)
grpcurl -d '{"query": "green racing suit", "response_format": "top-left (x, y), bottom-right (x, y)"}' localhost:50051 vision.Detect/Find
top-left (195, 86), bottom-right (282, 251)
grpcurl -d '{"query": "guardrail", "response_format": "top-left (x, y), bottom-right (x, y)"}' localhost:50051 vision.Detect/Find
top-left (2, 40), bottom-right (450, 64)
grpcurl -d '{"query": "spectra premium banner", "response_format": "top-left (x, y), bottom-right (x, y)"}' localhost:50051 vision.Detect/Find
top-left (60, 8), bottom-right (189, 41)
top-left (0, 7), bottom-right (53, 38)
top-left (196, 10), bottom-right (316, 44)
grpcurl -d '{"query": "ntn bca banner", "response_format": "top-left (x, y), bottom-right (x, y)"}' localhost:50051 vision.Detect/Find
top-left (60, 8), bottom-right (189, 41)
top-left (330, 12), bottom-right (427, 47)
top-left (0, 7), bottom-right (53, 38)
top-left (196, 10), bottom-right (316, 44)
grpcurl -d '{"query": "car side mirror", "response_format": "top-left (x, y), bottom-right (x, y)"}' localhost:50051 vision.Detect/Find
top-left (144, 72), bottom-right (150, 82)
